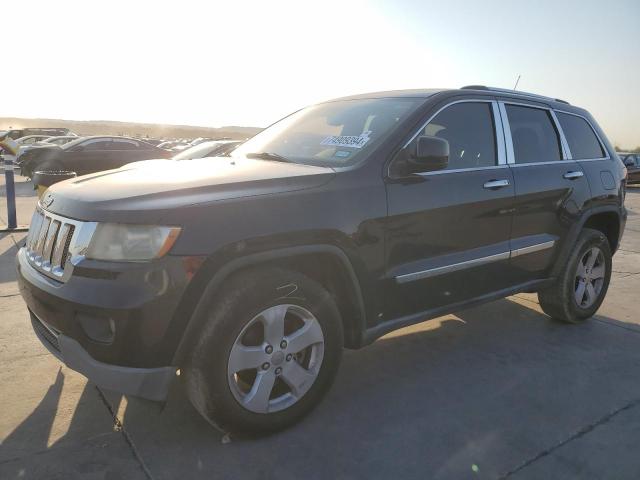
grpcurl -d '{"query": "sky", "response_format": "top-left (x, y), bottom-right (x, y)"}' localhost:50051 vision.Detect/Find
top-left (3, 0), bottom-right (639, 148)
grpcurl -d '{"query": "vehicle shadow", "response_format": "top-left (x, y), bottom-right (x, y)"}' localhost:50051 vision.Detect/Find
top-left (91, 296), bottom-right (640, 478)
top-left (4, 296), bottom-right (640, 479)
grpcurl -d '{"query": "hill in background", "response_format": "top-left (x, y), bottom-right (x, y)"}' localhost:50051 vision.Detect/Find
top-left (0, 117), bottom-right (263, 140)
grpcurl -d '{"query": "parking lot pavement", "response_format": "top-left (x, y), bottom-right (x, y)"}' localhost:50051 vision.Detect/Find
top-left (1, 188), bottom-right (640, 480)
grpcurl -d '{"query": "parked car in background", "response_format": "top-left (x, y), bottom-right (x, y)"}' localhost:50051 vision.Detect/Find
top-left (157, 140), bottom-right (190, 151)
top-left (619, 152), bottom-right (640, 184)
top-left (41, 136), bottom-right (79, 146)
top-left (17, 86), bottom-right (626, 434)
top-left (16, 135), bottom-right (51, 145)
top-left (17, 135), bottom-right (81, 156)
top-left (18, 136), bottom-right (171, 177)
top-left (140, 138), bottom-right (163, 146)
top-left (8, 128), bottom-right (74, 140)
top-left (172, 140), bottom-right (242, 160)
top-left (188, 137), bottom-right (213, 146)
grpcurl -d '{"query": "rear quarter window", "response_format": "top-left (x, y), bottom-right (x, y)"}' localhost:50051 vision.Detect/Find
top-left (556, 112), bottom-right (605, 160)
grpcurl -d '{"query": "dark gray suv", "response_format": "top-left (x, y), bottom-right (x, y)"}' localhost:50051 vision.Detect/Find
top-left (17, 86), bottom-right (627, 433)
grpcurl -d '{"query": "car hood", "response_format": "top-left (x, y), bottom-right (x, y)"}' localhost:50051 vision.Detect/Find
top-left (44, 156), bottom-right (336, 223)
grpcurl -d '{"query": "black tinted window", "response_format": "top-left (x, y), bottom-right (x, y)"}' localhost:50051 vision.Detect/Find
top-left (111, 140), bottom-right (139, 150)
top-left (82, 140), bottom-right (112, 151)
top-left (506, 105), bottom-right (562, 163)
top-left (421, 102), bottom-right (497, 169)
top-left (556, 112), bottom-right (605, 159)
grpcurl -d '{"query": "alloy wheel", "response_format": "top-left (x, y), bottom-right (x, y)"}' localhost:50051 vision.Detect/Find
top-left (574, 246), bottom-right (606, 309)
top-left (227, 304), bottom-right (325, 414)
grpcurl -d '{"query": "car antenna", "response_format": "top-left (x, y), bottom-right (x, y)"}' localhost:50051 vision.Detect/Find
top-left (513, 74), bottom-right (521, 90)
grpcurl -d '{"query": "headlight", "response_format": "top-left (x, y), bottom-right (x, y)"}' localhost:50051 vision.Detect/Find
top-left (86, 224), bottom-right (181, 261)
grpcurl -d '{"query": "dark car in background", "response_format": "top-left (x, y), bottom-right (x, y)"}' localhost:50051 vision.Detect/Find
top-left (619, 152), bottom-right (640, 184)
top-left (18, 135), bottom-right (172, 177)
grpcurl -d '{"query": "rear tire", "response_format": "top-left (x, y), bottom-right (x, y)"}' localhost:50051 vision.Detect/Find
top-left (184, 267), bottom-right (343, 434)
top-left (538, 228), bottom-right (612, 323)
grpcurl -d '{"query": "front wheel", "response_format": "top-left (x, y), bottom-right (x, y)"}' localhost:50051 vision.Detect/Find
top-left (184, 267), bottom-right (343, 434)
top-left (538, 228), bottom-right (612, 323)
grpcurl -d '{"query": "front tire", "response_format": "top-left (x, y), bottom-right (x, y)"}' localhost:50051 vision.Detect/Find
top-left (184, 267), bottom-right (343, 434)
top-left (538, 228), bottom-right (612, 323)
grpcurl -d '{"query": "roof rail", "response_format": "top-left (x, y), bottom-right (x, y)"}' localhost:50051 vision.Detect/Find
top-left (460, 85), bottom-right (569, 105)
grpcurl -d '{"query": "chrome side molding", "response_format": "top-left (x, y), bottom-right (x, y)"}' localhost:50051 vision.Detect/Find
top-left (394, 240), bottom-right (556, 283)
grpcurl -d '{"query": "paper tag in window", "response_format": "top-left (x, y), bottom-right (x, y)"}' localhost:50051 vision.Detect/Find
top-left (321, 132), bottom-right (371, 149)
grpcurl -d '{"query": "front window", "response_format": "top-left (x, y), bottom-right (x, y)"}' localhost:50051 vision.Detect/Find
top-left (417, 102), bottom-right (497, 170)
top-left (231, 98), bottom-right (423, 167)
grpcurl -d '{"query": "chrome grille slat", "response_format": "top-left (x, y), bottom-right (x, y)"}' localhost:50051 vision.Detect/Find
top-left (33, 217), bottom-right (51, 263)
top-left (42, 220), bottom-right (60, 267)
top-left (24, 207), bottom-right (97, 283)
top-left (51, 223), bottom-right (72, 272)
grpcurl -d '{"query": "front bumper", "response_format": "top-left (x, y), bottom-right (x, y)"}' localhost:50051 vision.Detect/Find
top-left (30, 310), bottom-right (175, 401)
top-left (17, 247), bottom-right (192, 401)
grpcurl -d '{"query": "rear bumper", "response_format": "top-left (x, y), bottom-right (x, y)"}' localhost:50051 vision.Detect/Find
top-left (30, 310), bottom-right (175, 401)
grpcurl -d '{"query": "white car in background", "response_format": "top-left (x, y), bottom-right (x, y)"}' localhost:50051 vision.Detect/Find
top-left (172, 140), bottom-right (242, 160)
top-left (17, 135), bottom-right (82, 157)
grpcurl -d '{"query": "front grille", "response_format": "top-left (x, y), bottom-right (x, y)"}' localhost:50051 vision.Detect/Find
top-left (31, 314), bottom-right (61, 353)
top-left (24, 207), bottom-right (96, 282)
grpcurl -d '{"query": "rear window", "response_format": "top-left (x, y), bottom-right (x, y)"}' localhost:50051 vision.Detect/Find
top-left (556, 112), bottom-right (605, 160)
top-left (505, 105), bottom-right (562, 164)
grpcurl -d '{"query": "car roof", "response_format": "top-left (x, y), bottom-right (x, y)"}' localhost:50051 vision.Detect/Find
top-left (325, 89), bottom-right (446, 102)
top-left (324, 86), bottom-right (579, 111)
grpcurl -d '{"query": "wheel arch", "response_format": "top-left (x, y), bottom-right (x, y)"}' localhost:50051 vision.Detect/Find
top-left (582, 210), bottom-right (621, 253)
top-left (171, 244), bottom-right (368, 366)
top-left (551, 206), bottom-right (623, 278)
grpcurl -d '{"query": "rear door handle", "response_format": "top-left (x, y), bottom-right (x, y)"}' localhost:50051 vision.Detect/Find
top-left (563, 171), bottom-right (584, 180)
top-left (483, 179), bottom-right (510, 190)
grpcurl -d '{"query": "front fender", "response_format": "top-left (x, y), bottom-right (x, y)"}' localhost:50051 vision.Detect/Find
top-left (169, 243), bottom-right (368, 365)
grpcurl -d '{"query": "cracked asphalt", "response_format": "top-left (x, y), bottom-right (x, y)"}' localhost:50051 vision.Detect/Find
top-left (1, 175), bottom-right (640, 479)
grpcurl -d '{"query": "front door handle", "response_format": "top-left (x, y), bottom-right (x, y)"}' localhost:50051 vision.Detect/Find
top-left (563, 171), bottom-right (584, 180)
top-left (483, 179), bottom-right (510, 190)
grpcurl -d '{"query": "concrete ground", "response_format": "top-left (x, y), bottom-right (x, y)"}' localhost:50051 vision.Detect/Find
top-left (1, 181), bottom-right (640, 479)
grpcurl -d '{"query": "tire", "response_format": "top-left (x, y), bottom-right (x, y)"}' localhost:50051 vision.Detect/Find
top-left (184, 267), bottom-right (343, 434)
top-left (538, 228), bottom-right (612, 323)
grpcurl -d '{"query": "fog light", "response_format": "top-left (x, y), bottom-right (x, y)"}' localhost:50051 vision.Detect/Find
top-left (78, 313), bottom-right (115, 344)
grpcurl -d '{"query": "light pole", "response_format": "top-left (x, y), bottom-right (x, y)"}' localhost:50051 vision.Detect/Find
top-left (0, 131), bottom-right (28, 232)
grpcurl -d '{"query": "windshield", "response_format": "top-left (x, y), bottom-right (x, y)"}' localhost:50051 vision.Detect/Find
top-left (231, 98), bottom-right (422, 167)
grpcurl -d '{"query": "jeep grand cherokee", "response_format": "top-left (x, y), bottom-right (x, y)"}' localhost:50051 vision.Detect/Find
top-left (17, 86), bottom-right (627, 433)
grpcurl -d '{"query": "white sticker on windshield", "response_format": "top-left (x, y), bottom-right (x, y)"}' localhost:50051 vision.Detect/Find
top-left (321, 132), bottom-right (371, 149)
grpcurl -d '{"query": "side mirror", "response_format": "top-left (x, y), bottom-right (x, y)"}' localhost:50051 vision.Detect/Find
top-left (407, 136), bottom-right (449, 173)
top-left (624, 158), bottom-right (635, 167)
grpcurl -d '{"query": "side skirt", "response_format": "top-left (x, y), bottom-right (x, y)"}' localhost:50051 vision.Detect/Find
top-left (362, 278), bottom-right (553, 345)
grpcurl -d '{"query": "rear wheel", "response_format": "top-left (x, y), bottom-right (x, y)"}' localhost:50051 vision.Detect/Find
top-left (538, 228), bottom-right (612, 323)
top-left (184, 267), bottom-right (343, 434)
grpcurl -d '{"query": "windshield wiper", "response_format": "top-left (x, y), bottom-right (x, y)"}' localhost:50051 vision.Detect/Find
top-left (245, 152), bottom-right (291, 163)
